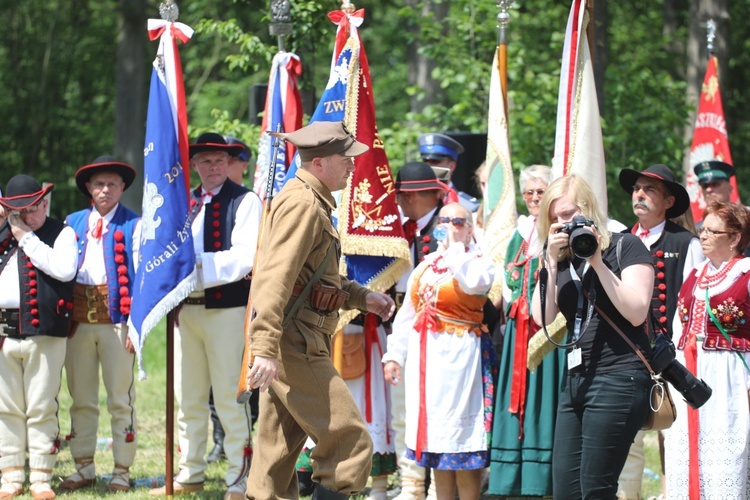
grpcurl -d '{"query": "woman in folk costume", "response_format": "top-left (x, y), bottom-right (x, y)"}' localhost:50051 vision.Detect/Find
top-left (383, 202), bottom-right (496, 500)
top-left (488, 165), bottom-right (564, 497)
top-left (665, 201), bottom-right (750, 499)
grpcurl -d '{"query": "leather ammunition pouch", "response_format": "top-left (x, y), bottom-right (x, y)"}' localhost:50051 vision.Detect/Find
top-left (340, 332), bottom-right (366, 380)
top-left (0, 308), bottom-right (20, 338)
top-left (292, 283), bottom-right (350, 314)
top-left (72, 283), bottom-right (110, 324)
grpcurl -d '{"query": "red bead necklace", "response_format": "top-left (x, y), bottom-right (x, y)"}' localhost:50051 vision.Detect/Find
top-left (697, 255), bottom-right (741, 289)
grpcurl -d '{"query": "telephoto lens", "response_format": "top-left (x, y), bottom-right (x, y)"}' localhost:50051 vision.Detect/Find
top-left (649, 334), bottom-right (713, 409)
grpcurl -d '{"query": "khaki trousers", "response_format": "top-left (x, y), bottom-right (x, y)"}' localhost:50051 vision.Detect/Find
top-left (0, 335), bottom-right (66, 482)
top-left (175, 305), bottom-right (252, 486)
top-left (65, 322), bottom-right (137, 467)
top-left (617, 429), bottom-right (646, 499)
top-left (247, 322), bottom-right (373, 499)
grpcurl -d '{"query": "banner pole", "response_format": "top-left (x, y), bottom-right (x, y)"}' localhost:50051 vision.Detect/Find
top-left (497, 1), bottom-right (513, 122)
top-left (166, 310), bottom-right (175, 496)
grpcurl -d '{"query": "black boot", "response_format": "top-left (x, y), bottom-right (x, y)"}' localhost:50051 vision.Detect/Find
top-left (310, 484), bottom-right (349, 500)
top-left (298, 470), bottom-right (316, 497)
top-left (207, 389), bottom-right (226, 463)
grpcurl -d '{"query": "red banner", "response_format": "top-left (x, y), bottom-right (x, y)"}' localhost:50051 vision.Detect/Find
top-left (686, 56), bottom-right (737, 223)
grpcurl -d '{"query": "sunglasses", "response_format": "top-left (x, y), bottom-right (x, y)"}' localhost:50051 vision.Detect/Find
top-left (522, 189), bottom-right (546, 198)
top-left (437, 216), bottom-right (468, 228)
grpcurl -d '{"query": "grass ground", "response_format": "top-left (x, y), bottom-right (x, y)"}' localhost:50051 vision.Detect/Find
top-left (16, 320), bottom-right (663, 499)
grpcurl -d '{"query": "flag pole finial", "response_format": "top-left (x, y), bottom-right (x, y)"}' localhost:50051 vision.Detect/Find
top-left (270, 0), bottom-right (293, 52)
top-left (159, 0), bottom-right (179, 22)
top-left (496, 1), bottom-right (513, 45)
top-left (706, 19), bottom-right (716, 55)
top-left (341, 0), bottom-right (356, 14)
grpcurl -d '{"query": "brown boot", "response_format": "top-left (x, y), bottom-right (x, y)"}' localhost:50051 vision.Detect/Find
top-left (60, 456), bottom-right (95, 490)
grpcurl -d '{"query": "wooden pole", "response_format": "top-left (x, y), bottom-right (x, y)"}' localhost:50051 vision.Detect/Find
top-left (497, 1), bottom-right (512, 123)
top-left (166, 310), bottom-right (175, 496)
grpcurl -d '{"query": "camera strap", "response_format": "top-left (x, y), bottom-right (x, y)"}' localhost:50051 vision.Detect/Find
top-left (705, 287), bottom-right (750, 374)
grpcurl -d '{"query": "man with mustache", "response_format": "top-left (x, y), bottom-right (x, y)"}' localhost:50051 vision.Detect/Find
top-left (62, 157), bottom-right (140, 493)
top-left (616, 164), bottom-right (704, 500)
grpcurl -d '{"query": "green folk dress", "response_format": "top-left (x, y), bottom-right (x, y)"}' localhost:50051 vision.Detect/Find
top-left (488, 223), bottom-right (565, 496)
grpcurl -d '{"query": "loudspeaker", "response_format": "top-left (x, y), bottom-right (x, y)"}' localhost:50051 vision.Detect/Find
top-left (445, 132), bottom-right (488, 199)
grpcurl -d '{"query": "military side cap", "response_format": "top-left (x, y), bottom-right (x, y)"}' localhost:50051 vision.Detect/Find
top-left (0, 174), bottom-right (53, 211)
top-left (619, 163), bottom-right (690, 219)
top-left (270, 121), bottom-right (368, 162)
top-left (189, 132), bottom-right (245, 158)
top-left (75, 155), bottom-right (137, 198)
top-left (418, 133), bottom-right (464, 161)
top-left (223, 135), bottom-right (252, 162)
top-left (693, 160), bottom-right (735, 185)
top-left (395, 162), bottom-right (449, 192)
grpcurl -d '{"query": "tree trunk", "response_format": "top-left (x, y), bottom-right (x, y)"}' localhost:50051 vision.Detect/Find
top-left (404, 0), bottom-right (450, 118)
top-left (115, 0), bottom-right (147, 213)
top-left (682, 0), bottom-right (730, 175)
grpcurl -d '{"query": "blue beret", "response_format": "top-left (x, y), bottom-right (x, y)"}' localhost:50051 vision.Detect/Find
top-left (418, 133), bottom-right (464, 161)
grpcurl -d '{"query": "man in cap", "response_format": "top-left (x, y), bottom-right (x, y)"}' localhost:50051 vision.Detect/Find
top-left (694, 160), bottom-right (735, 207)
top-left (617, 163), bottom-right (704, 499)
top-left (149, 133), bottom-right (262, 499)
top-left (61, 156), bottom-right (140, 492)
top-left (387, 161), bottom-right (448, 500)
top-left (418, 133), bottom-right (479, 212)
top-left (0, 174), bottom-right (78, 500)
top-left (224, 135), bottom-right (253, 186)
top-left (245, 121), bottom-right (395, 500)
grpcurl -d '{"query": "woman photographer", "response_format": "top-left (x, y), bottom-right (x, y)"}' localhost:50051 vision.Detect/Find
top-left (664, 201), bottom-right (750, 499)
top-left (531, 174), bottom-right (654, 499)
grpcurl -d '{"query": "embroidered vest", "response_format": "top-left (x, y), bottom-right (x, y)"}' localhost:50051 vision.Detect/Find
top-left (6, 219), bottom-right (75, 337)
top-left (414, 201), bottom-right (443, 266)
top-left (66, 204), bottom-right (139, 324)
top-left (193, 180), bottom-right (254, 309)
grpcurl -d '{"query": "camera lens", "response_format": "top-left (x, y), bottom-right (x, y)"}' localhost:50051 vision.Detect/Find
top-left (569, 228), bottom-right (598, 258)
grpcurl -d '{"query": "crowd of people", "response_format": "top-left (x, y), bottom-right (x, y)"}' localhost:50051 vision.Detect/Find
top-left (0, 119), bottom-right (749, 500)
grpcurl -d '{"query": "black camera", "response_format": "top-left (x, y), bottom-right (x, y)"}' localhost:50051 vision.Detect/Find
top-left (558, 215), bottom-right (598, 258)
top-left (650, 334), bottom-right (712, 409)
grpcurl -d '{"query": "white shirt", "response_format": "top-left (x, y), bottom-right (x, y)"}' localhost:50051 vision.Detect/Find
top-left (0, 224), bottom-right (78, 308)
top-left (190, 183), bottom-right (262, 292)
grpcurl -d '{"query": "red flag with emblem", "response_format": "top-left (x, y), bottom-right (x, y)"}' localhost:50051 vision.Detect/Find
top-left (686, 56), bottom-right (737, 223)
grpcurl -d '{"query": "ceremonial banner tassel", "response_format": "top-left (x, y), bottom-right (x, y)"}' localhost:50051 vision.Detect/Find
top-left (685, 55), bottom-right (737, 223)
top-left (482, 45), bottom-right (516, 303)
top-left (128, 18), bottom-right (196, 375)
top-left (253, 52), bottom-right (303, 199)
top-left (551, 0), bottom-right (607, 213)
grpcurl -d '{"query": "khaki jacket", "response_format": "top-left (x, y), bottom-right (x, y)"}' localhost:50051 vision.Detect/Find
top-left (249, 169), bottom-right (370, 359)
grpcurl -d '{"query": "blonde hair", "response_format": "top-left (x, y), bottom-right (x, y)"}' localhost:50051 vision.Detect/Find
top-left (536, 174), bottom-right (611, 256)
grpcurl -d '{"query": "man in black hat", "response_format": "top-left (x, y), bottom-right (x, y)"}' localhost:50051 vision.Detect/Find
top-left (617, 163), bottom-right (704, 499)
top-left (149, 133), bottom-right (262, 499)
top-left (0, 174), bottom-right (77, 500)
top-left (245, 121), bottom-right (395, 500)
top-left (61, 156), bottom-right (140, 493)
top-left (418, 133), bottom-right (479, 213)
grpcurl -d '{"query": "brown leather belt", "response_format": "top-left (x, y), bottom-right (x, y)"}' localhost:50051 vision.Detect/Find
top-left (183, 296), bottom-right (206, 305)
top-left (72, 283), bottom-right (110, 324)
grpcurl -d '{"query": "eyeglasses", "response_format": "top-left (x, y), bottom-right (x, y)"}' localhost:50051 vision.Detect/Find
top-left (437, 216), bottom-right (468, 228)
top-left (19, 201), bottom-right (44, 215)
top-left (699, 227), bottom-right (734, 237)
top-left (522, 189), bottom-right (545, 198)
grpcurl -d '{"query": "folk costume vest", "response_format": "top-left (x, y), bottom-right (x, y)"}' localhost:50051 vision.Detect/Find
top-left (628, 221), bottom-right (695, 338)
top-left (66, 204), bottom-right (139, 324)
top-left (0, 219), bottom-right (75, 337)
top-left (413, 201), bottom-right (443, 266)
top-left (193, 180), bottom-right (251, 309)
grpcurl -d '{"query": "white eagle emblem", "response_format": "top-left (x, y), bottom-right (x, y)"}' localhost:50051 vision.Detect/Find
top-left (141, 180), bottom-right (164, 244)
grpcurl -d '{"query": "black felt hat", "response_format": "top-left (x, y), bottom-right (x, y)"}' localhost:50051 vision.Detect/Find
top-left (189, 132), bottom-right (245, 158)
top-left (395, 162), bottom-right (450, 192)
top-left (0, 174), bottom-right (54, 210)
top-left (619, 164), bottom-right (690, 219)
top-left (75, 155), bottom-right (137, 197)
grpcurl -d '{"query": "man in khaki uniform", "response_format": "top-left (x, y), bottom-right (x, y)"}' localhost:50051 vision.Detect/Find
top-left (245, 121), bottom-right (396, 500)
